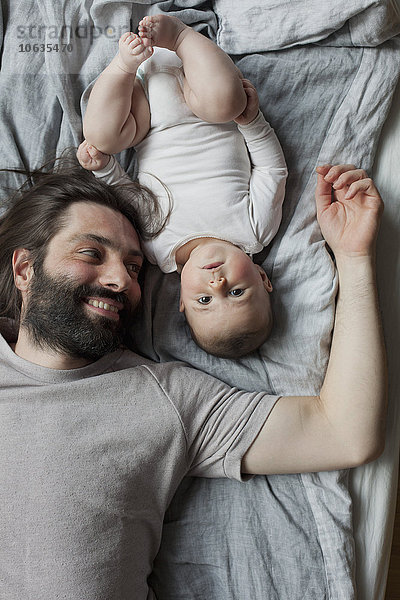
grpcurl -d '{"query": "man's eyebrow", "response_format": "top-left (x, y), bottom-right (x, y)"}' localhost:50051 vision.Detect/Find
top-left (69, 233), bottom-right (143, 259)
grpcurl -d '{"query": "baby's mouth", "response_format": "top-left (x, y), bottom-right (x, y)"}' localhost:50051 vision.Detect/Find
top-left (202, 262), bottom-right (224, 270)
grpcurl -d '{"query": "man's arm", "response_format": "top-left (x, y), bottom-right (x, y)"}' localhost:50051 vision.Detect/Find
top-left (242, 165), bottom-right (387, 475)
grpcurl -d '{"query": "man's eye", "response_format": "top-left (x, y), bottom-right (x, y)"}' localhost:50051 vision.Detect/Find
top-left (80, 249), bottom-right (101, 259)
top-left (127, 263), bottom-right (141, 275)
top-left (229, 289), bottom-right (244, 297)
top-left (197, 296), bottom-right (212, 305)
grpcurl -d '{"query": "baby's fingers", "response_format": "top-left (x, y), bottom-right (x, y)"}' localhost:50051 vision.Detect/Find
top-left (241, 78), bottom-right (255, 89)
top-left (76, 141), bottom-right (91, 164)
top-left (242, 79), bottom-right (257, 95)
top-left (86, 143), bottom-right (106, 160)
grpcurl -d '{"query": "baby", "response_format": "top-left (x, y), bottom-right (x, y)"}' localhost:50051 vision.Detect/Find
top-left (78, 14), bottom-right (288, 358)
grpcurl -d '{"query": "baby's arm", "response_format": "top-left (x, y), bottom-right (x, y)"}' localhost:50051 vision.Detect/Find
top-left (236, 81), bottom-right (288, 246)
top-left (83, 33), bottom-right (152, 155)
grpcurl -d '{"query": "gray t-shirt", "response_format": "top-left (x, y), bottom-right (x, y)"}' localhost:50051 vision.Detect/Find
top-left (0, 324), bottom-right (278, 600)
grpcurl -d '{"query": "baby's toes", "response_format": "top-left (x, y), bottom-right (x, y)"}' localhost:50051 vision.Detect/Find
top-left (138, 20), bottom-right (153, 46)
top-left (142, 46), bottom-right (154, 59)
top-left (127, 34), bottom-right (143, 51)
top-left (138, 16), bottom-right (153, 30)
top-left (119, 32), bottom-right (138, 51)
top-left (138, 33), bottom-right (153, 48)
top-left (119, 31), bottom-right (134, 46)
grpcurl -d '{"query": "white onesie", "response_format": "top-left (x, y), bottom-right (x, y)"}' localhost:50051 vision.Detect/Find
top-left (95, 48), bottom-right (288, 273)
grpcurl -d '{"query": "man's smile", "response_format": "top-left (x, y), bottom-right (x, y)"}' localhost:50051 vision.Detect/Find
top-left (84, 297), bottom-right (124, 319)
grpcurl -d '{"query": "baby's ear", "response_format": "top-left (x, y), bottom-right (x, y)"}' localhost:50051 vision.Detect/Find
top-left (256, 265), bottom-right (273, 292)
top-left (179, 297), bottom-right (185, 312)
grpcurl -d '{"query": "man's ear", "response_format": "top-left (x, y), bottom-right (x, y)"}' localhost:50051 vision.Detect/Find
top-left (12, 249), bottom-right (34, 292)
top-left (257, 265), bottom-right (273, 292)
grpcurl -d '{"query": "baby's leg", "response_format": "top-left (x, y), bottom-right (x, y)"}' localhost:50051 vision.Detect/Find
top-left (138, 15), bottom-right (246, 123)
top-left (83, 33), bottom-right (152, 154)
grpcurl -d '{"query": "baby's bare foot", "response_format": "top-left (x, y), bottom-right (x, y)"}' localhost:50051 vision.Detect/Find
top-left (138, 15), bottom-right (189, 52)
top-left (117, 32), bottom-right (153, 74)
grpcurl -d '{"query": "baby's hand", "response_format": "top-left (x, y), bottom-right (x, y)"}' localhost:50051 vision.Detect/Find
top-left (234, 79), bottom-right (259, 126)
top-left (77, 140), bottom-right (110, 171)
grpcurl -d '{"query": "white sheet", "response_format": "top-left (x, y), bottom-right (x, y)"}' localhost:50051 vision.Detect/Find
top-left (351, 51), bottom-right (400, 599)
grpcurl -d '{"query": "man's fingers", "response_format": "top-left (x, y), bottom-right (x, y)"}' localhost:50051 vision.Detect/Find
top-left (315, 172), bottom-right (333, 214)
top-left (316, 164), bottom-right (372, 205)
top-left (322, 164), bottom-right (357, 183)
top-left (316, 164), bottom-right (332, 178)
top-left (332, 169), bottom-right (368, 190)
top-left (344, 178), bottom-right (379, 199)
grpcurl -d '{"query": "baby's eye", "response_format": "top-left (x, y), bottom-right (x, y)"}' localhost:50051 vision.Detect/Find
top-left (229, 289), bottom-right (244, 297)
top-left (197, 296), bottom-right (212, 305)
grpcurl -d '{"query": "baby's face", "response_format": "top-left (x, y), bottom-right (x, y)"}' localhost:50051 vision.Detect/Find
top-left (179, 241), bottom-right (272, 338)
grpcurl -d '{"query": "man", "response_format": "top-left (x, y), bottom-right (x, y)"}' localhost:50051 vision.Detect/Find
top-left (0, 163), bottom-right (387, 599)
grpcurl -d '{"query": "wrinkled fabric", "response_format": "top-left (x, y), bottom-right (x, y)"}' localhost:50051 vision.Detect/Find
top-left (214, 0), bottom-right (400, 52)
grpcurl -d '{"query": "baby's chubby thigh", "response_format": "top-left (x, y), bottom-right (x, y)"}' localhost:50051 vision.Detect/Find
top-left (182, 64), bottom-right (246, 124)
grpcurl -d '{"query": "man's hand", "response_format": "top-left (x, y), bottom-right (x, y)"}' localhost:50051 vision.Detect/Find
top-left (234, 79), bottom-right (260, 126)
top-left (316, 164), bottom-right (384, 258)
top-left (76, 140), bottom-right (111, 172)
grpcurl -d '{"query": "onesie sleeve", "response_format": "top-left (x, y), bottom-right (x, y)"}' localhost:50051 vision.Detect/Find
top-left (144, 362), bottom-right (280, 481)
top-left (237, 111), bottom-right (288, 247)
top-left (92, 155), bottom-right (133, 186)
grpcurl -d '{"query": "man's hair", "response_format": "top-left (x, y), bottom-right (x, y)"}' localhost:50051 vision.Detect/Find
top-left (0, 161), bottom-right (163, 322)
top-left (187, 313), bottom-right (273, 359)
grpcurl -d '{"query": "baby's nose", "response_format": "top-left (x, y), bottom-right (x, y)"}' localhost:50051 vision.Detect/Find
top-left (209, 275), bottom-right (226, 287)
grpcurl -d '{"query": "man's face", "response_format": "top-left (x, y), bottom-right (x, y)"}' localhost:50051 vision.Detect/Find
top-left (21, 202), bottom-right (143, 361)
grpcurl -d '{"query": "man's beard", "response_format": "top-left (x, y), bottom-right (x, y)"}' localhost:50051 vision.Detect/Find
top-left (21, 265), bottom-right (135, 361)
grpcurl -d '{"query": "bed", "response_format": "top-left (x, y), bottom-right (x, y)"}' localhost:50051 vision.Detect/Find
top-left (0, 1), bottom-right (399, 598)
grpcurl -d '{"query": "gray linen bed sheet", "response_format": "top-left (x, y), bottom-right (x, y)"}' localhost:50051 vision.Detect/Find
top-left (0, 1), bottom-right (399, 599)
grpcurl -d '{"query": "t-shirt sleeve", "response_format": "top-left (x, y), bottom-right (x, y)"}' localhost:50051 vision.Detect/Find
top-left (145, 362), bottom-right (280, 481)
top-left (237, 111), bottom-right (288, 247)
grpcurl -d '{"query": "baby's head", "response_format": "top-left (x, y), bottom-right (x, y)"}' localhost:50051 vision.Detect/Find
top-left (179, 240), bottom-right (273, 358)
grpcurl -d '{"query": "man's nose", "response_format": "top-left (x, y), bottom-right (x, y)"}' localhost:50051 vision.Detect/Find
top-left (98, 260), bottom-right (131, 292)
